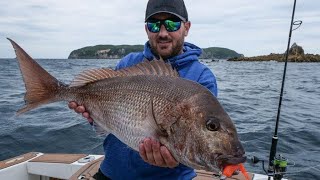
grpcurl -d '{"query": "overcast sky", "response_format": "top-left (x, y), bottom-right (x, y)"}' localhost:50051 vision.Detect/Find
top-left (0, 0), bottom-right (319, 58)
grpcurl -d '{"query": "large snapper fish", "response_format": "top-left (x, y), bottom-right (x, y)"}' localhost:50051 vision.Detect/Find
top-left (8, 38), bottom-right (246, 173)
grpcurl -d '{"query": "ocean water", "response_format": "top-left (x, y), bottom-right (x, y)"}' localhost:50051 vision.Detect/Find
top-left (0, 58), bottom-right (319, 180)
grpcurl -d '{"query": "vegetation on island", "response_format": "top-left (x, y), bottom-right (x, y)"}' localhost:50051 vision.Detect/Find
top-left (68, 45), bottom-right (144, 59)
top-left (68, 45), bottom-right (242, 60)
top-left (201, 47), bottom-right (243, 59)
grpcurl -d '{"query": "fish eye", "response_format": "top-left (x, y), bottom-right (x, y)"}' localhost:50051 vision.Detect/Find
top-left (206, 120), bottom-right (220, 131)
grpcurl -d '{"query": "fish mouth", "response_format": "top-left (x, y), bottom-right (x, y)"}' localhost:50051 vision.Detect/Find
top-left (216, 154), bottom-right (247, 168)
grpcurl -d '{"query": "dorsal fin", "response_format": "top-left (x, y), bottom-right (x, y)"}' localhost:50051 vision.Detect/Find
top-left (69, 59), bottom-right (179, 87)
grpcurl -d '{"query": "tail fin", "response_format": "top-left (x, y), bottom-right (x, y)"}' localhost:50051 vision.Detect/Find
top-left (7, 38), bottom-right (64, 115)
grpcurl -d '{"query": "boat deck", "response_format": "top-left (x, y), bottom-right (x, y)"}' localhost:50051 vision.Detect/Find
top-left (0, 152), bottom-right (278, 180)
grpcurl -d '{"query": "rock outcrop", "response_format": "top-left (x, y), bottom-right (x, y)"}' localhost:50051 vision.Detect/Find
top-left (288, 43), bottom-right (304, 56)
top-left (228, 43), bottom-right (320, 62)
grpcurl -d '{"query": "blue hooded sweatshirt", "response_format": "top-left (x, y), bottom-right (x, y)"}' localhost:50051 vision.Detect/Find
top-left (100, 41), bottom-right (218, 180)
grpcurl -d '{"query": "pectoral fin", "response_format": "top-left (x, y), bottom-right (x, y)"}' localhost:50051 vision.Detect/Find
top-left (145, 96), bottom-right (168, 138)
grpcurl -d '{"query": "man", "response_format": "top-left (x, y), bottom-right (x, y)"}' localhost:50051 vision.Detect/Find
top-left (69, 0), bottom-right (218, 179)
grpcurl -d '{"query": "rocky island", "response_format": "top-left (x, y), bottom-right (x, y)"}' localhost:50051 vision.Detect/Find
top-left (68, 45), bottom-right (242, 60)
top-left (228, 43), bottom-right (320, 62)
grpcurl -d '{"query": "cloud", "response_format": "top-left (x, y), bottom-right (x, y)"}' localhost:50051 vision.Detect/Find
top-left (1, 0), bottom-right (319, 58)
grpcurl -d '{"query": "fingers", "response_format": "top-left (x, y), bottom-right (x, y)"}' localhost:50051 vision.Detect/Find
top-left (68, 101), bottom-right (77, 109)
top-left (152, 140), bottom-right (165, 166)
top-left (83, 113), bottom-right (94, 123)
top-left (138, 138), bottom-right (178, 168)
top-left (139, 143), bottom-right (148, 162)
top-left (82, 112), bottom-right (90, 119)
top-left (161, 146), bottom-right (179, 168)
top-left (68, 101), bottom-right (93, 123)
top-left (68, 101), bottom-right (85, 113)
top-left (144, 138), bottom-right (156, 165)
top-left (75, 105), bottom-right (86, 113)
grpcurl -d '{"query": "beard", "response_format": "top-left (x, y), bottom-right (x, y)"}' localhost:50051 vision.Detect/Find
top-left (149, 36), bottom-right (184, 60)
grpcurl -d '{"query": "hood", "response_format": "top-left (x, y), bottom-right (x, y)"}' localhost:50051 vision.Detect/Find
top-left (143, 41), bottom-right (202, 68)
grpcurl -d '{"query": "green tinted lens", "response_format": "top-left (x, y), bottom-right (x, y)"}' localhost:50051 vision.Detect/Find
top-left (147, 22), bottom-right (160, 33)
top-left (164, 20), bottom-right (181, 32)
top-left (147, 20), bottom-right (181, 33)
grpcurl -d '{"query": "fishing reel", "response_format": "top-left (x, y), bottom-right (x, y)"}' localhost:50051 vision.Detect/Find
top-left (250, 154), bottom-right (289, 180)
top-left (272, 154), bottom-right (288, 180)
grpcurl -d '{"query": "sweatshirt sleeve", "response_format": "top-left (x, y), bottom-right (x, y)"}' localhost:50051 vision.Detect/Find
top-left (115, 52), bottom-right (145, 70)
top-left (198, 67), bottom-right (218, 97)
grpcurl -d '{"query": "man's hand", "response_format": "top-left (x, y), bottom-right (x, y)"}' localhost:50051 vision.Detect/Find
top-left (68, 101), bottom-right (93, 124)
top-left (139, 138), bottom-right (179, 168)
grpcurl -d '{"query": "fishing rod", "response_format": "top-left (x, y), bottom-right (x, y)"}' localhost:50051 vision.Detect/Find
top-left (267, 0), bottom-right (302, 179)
top-left (250, 0), bottom-right (302, 180)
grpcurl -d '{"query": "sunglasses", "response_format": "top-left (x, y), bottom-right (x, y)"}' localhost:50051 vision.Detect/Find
top-left (146, 19), bottom-right (182, 33)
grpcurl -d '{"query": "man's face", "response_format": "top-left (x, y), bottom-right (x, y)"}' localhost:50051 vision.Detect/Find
top-left (145, 13), bottom-right (190, 59)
